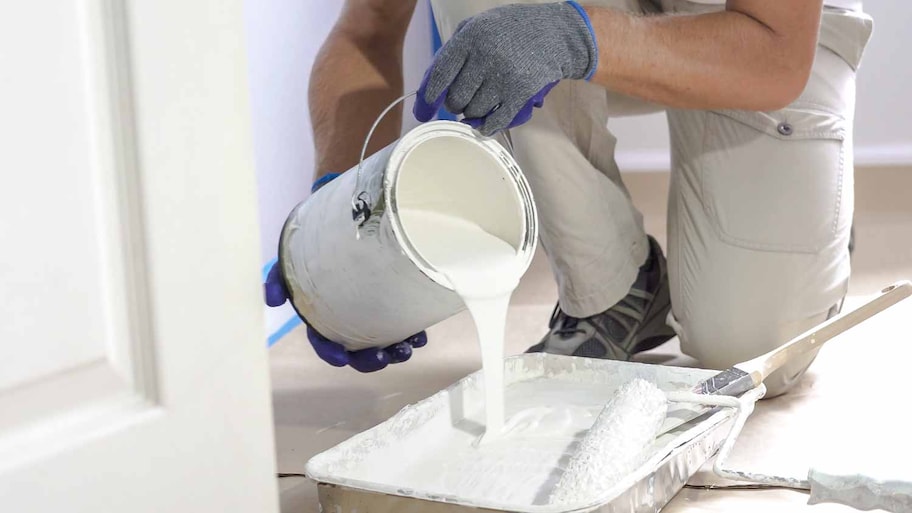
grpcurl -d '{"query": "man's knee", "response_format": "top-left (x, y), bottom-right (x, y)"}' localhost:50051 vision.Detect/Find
top-left (673, 303), bottom-right (831, 398)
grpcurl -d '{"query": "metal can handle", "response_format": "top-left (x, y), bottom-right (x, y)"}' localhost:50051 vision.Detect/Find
top-left (351, 91), bottom-right (418, 228)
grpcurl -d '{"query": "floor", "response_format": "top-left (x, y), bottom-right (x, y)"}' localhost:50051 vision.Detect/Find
top-left (270, 166), bottom-right (912, 512)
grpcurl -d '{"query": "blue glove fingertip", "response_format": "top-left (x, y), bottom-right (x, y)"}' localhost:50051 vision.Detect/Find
top-left (264, 264), bottom-right (289, 307)
top-left (414, 86), bottom-right (447, 123)
top-left (307, 326), bottom-right (350, 367)
top-left (384, 342), bottom-right (413, 364)
top-left (504, 81), bottom-right (560, 132)
top-left (463, 117), bottom-right (484, 130)
top-left (349, 348), bottom-right (391, 373)
top-left (407, 332), bottom-right (429, 349)
top-left (414, 56), bottom-right (452, 122)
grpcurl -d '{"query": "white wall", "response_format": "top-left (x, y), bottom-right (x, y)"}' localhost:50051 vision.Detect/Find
top-left (609, 1), bottom-right (912, 171)
top-left (853, 1), bottom-right (912, 165)
top-left (244, 0), bottom-right (432, 343)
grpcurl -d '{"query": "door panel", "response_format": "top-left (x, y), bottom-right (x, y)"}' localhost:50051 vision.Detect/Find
top-left (0, 2), bottom-right (278, 511)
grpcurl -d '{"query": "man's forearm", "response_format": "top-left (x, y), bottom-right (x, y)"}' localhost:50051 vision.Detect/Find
top-left (586, 1), bottom-right (823, 111)
top-left (308, 0), bottom-right (417, 182)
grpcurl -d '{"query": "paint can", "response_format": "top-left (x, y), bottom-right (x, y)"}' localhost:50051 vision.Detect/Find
top-left (278, 117), bottom-right (538, 351)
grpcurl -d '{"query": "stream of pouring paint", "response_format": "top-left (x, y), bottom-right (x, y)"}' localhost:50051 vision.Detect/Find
top-left (398, 208), bottom-right (524, 438)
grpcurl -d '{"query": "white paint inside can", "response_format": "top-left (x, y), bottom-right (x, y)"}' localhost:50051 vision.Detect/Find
top-left (388, 129), bottom-right (535, 289)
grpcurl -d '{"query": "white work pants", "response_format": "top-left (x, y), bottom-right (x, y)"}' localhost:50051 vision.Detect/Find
top-left (430, 0), bottom-right (874, 396)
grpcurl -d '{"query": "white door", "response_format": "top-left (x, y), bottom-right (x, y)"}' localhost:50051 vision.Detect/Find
top-left (0, 2), bottom-right (279, 511)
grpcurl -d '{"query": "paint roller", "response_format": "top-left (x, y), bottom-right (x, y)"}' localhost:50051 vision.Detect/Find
top-left (551, 281), bottom-right (912, 509)
top-left (549, 378), bottom-right (667, 505)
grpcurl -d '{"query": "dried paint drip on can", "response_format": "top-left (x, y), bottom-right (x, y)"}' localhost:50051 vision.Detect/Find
top-left (278, 121), bottom-right (538, 436)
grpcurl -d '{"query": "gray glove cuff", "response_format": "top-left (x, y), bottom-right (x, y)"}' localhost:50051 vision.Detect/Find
top-left (567, 0), bottom-right (598, 80)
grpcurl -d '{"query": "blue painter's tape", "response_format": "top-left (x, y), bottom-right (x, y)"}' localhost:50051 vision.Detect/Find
top-left (430, 2), bottom-right (442, 54)
top-left (429, 3), bottom-right (457, 122)
top-left (312, 172), bottom-right (342, 193)
top-left (262, 257), bottom-right (277, 281)
top-left (268, 315), bottom-right (303, 348)
top-left (262, 256), bottom-right (293, 348)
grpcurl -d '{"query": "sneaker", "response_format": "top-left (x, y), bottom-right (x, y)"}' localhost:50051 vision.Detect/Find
top-left (526, 236), bottom-right (675, 361)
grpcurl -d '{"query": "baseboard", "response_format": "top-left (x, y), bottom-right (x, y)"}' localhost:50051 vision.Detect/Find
top-left (617, 143), bottom-right (912, 173)
top-left (616, 150), bottom-right (671, 173)
top-left (854, 144), bottom-right (912, 167)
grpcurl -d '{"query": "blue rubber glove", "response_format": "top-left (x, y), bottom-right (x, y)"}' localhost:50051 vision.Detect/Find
top-left (414, 1), bottom-right (598, 136)
top-left (263, 173), bottom-right (428, 373)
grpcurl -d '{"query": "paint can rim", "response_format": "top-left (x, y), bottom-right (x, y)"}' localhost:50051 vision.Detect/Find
top-left (383, 121), bottom-right (539, 291)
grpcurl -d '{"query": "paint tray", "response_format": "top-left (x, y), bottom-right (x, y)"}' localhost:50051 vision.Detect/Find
top-left (305, 354), bottom-right (747, 513)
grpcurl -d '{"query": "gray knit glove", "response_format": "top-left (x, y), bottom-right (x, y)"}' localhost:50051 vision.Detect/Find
top-left (414, 1), bottom-right (598, 136)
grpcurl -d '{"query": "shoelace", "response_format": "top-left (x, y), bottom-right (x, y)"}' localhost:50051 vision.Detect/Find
top-left (548, 304), bottom-right (586, 338)
top-left (596, 289), bottom-right (651, 350)
top-left (548, 287), bottom-right (654, 341)
top-left (604, 288), bottom-right (650, 326)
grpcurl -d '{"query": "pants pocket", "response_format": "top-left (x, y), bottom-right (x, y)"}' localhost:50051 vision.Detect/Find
top-left (701, 106), bottom-right (848, 253)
